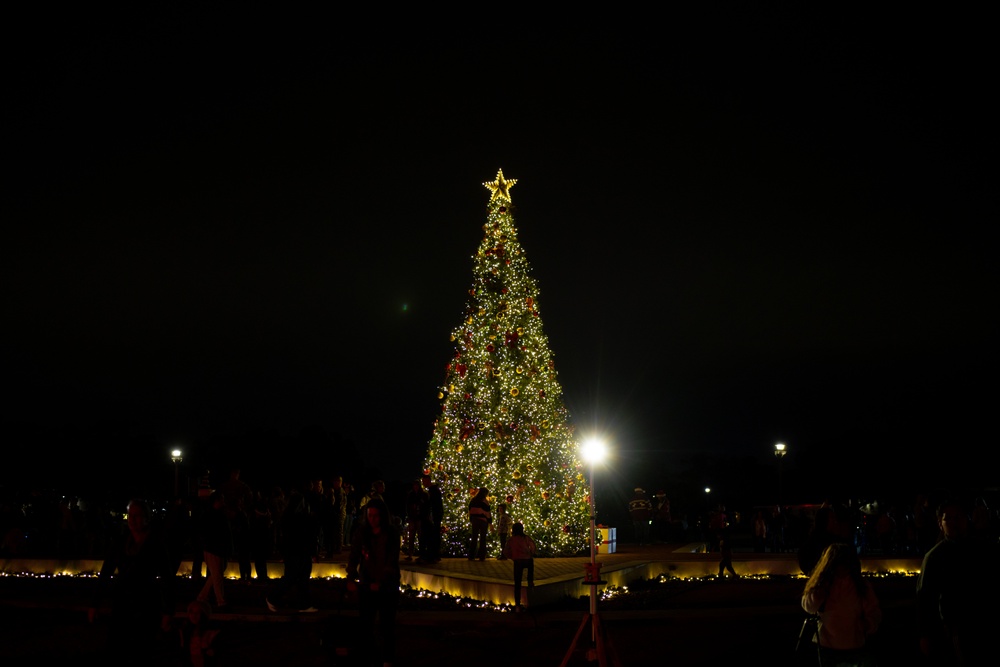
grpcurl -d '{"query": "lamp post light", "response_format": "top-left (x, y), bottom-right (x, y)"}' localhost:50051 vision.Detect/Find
top-left (171, 448), bottom-right (183, 497)
top-left (581, 438), bottom-right (607, 619)
top-left (561, 440), bottom-right (620, 666)
top-left (773, 442), bottom-right (787, 505)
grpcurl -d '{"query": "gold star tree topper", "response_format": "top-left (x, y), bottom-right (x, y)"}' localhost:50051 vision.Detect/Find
top-left (483, 168), bottom-right (517, 204)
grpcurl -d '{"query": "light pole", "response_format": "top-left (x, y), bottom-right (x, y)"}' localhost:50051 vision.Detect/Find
top-left (773, 442), bottom-right (787, 506)
top-left (581, 438), bottom-right (607, 625)
top-left (171, 448), bottom-right (183, 497)
top-left (562, 437), bottom-right (617, 667)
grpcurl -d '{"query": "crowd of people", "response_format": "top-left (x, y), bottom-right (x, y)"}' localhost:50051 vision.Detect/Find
top-left (2, 469), bottom-right (394, 564)
top-left (625, 484), bottom-right (1000, 562)
top-left (1, 468), bottom-right (448, 666)
top-left (626, 486), bottom-right (1000, 666)
top-left (3, 471), bottom-right (999, 666)
top-left (791, 496), bottom-right (998, 666)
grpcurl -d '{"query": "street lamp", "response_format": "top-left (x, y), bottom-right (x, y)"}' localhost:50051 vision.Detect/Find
top-left (170, 448), bottom-right (183, 497)
top-left (773, 442), bottom-right (787, 505)
top-left (562, 437), bottom-right (617, 666)
top-left (580, 438), bottom-right (607, 605)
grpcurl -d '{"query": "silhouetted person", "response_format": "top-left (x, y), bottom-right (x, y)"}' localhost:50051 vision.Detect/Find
top-left (768, 504), bottom-right (787, 553)
top-left (189, 482), bottom-right (213, 581)
top-left (197, 491), bottom-right (232, 610)
top-left (753, 509), bottom-right (768, 553)
top-left (221, 467), bottom-right (253, 582)
top-left (89, 498), bottom-right (176, 666)
top-left (916, 498), bottom-right (997, 666)
top-left (305, 478), bottom-right (326, 556)
top-left (358, 479), bottom-right (386, 529)
top-left (249, 490), bottom-right (272, 581)
top-left (913, 493), bottom-right (938, 555)
top-left (347, 497), bottom-right (401, 666)
top-left (418, 473), bottom-right (443, 563)
top-left (494, 502), bottom-right (512, 558)
top-left (468, 486), bottom-right (491, 560)
top-left (267, 487), bottom-right (318, 612)
top-left (798, 502), bottom-right (854, 576)
top-left (629, 487), bottom-right (653, 546)
top-left (502, 521), bottom-right (536, 611)
top-left (267, 486), bottom-right (287, 556)
top-left (327, 475), bottom-right (348, 555)
top-left (652, 490), bottom-right (671, 542)
top-left (717, 531), bottom-right (737, 579)
top-left (343, 482), bottom-right (358, 546)
top-left (707, 503), bottom-right (728, 553)
top-left (403, 478), bottom-right (427, 560)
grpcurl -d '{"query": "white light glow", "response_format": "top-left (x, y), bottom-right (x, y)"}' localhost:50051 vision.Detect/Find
top-left (581, 438), bottom-right (607, 464)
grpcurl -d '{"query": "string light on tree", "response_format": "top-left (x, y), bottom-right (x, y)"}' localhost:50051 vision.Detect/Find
top-left (423, 169), bottom-right (589, 557)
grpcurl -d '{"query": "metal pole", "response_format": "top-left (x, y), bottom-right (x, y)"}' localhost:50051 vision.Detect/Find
top-left (589, 460), bottom-right (597, 640)
top-left (777, 457), bottom-right (783, 506)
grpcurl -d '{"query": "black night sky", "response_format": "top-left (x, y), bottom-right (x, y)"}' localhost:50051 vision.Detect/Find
top-left (3, 9), bottom-right (995, 516)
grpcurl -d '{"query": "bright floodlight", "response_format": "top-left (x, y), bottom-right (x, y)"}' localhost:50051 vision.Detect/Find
top-left (581, 438), bottom-right (607, 464)
top-left (705, 487), bottom-right (711, 494)
top-left (171, 449), bottom-right (182, 458)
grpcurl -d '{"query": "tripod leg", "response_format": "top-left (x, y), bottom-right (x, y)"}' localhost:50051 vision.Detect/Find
top-left (560, 614), bottom-right (592, 667)
top-left (592, 613), bottom-right (607, 667)
top-left (593, 613), bottom-right (623, 667)
top-left (604, 624), bottom-right (624, 667)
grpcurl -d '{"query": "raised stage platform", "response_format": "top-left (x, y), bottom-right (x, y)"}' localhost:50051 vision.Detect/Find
top-left (1, 542), bottom-right (922, 609)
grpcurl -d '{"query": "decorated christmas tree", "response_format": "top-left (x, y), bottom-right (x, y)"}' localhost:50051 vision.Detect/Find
top-left (423, 169), bottom-right (590, 557)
